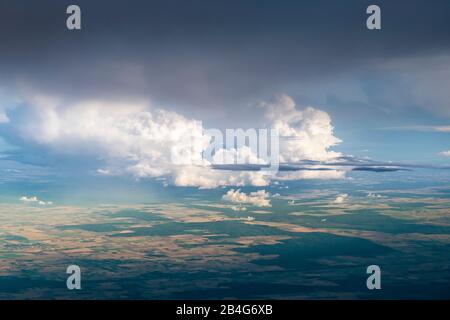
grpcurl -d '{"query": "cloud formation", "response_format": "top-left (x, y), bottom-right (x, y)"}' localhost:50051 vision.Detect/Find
top-left (222, 189), bottom-right (271, 207)
top-left (20, 196), bottom-right (38, 202)
top-left (20, 196), bottom-right (53, 205)
top-left (264, 95), bottom-right (342, 162)
top-left (439, 151), bottom-right (450, 157)
top-left (1, 1), bottom-right (450, 169)
top-left (3, 90), bottom-right (344, 188)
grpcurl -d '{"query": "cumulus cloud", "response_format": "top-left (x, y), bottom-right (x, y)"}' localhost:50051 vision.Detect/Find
top-left (174, 166), bottom-right (270, 188)
top-left (264, 95), bottom-right (342, 162)
top-left (333, 194), bottom-right (348, 204)
top-left (438, 150), bottom-right (450, 157)
top-left (222, 189), bottom-right (271, 207)
top-left (17, 96), bottom-right (209, 173)
top-left (12, 95), bottom-right (219, 186)
top-left (4, 90), bottom-right (345, 188)
top-left (20, 196), bottom-right (53, 205)
top-left (13, 93), bottom-right (268, 189)
top-left (20, 196), bottom-right (38, 202)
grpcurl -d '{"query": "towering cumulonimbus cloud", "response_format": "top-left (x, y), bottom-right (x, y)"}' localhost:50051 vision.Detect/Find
top-left (3, 91), bottom-right (344, 188)
top-left (264, 94), bottom-right (342, 163)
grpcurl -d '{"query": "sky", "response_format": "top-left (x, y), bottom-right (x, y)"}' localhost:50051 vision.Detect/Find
top-left (1, 0), bottom-right (450, 193)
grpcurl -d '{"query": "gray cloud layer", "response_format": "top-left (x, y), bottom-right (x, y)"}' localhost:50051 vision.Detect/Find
top-left (1, 0), bottom-right (450, 126)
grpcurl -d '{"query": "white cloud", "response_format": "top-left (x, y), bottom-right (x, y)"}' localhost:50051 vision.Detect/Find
top-left (333, 194), bottom-right (348, 204)
top-left (264, 94), bottom-right (342, 162)
top-left (20, 196), bottom-right (53, 205)
top-left (438, 150), bottom-right (450, 157)
top-left (16, 96), bottom-right (215, 185)
top-left (222, 189), bottom-right (271, 207)
top-left (173, 166), bottom-right (270, 188)
top-left (20, 196), bottom-right (38, 202)
top-left (10, 91), bottom-right (345, 188)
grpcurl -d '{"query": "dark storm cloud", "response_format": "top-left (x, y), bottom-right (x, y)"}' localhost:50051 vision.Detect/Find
top-left (1, 0), bottom-right (450, 124)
